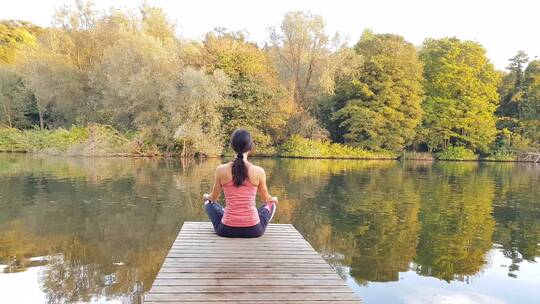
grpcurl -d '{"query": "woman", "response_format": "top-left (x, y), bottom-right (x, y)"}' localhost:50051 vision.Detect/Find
top-left (203, 129), bottom-right (278, 238)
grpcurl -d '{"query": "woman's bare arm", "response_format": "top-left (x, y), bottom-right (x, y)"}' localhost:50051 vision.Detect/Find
top-left (209, 167), bottom-right (222, 202)
top-left (257, 168), bottom-right (275, 203)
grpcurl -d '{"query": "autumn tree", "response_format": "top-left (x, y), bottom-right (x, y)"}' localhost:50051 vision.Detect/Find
top-left (200, 31), bottom-right (293, 152)
top-left (0, 20), bottom-right (39, 64)
top-left (330, 32), bottom-right (423, 151)
top-left (168, 68), bottom-right (230, 157)
top-left (16, 29), bottom-right (84, 128)
top-left (419, 38), bottom-right (500, 152)
top-left (89, 29), bottom-right (181, 145)
top-left (268, 11), bottom-right (336, 139)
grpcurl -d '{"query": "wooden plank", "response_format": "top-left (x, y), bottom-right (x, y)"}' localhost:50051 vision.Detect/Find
top-left (161, 263), bottom-right (333, 269)
top-left (151, 279), bottom-right (351, 286)
top-left (150, 285), bottom-right (353, 293)
top-left (165, 253), bottom-right (321, 258)
top-left (167, 248), bottom-right (316, 253)
top-left (145, 293), bottom-right (359, 301)
top-left (155, 273), bottom-right (343, 279)
top-left (145, 302), bottom-right (361, 304)
top-left (162, 257), bottom-right (326, 262)
top-left (156, 267), bottom-right (339, 274)
top-left (145, 221), bottom-right (360, 303)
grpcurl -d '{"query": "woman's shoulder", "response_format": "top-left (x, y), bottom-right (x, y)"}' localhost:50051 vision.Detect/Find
top-left (247, 162), bottom-right (265, 174)
top-left (216, 163), bottom-right (231, 173)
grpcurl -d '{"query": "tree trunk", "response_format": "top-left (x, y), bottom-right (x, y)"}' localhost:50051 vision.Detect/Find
top-left (1, 103), bottom-right (12, 128)
top-left (38, 109), bottom-right (44, 129)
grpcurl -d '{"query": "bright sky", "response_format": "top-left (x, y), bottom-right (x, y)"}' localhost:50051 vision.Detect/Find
top-left (1, 0), bottom-right (539, 70)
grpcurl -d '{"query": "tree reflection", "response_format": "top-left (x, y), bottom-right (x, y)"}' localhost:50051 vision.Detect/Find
top-left (0, 155), bottom-right (213, 303)
top-left (414, 162), bottom-right (495, 282)
top-left (491, 163), bottom-right (540, 278)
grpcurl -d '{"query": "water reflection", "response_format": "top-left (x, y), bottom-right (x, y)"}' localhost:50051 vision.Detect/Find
top-left (0, 155), bottom-right (538, 303)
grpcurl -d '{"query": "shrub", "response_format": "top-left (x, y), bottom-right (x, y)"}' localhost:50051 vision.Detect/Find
top-left (435, 146), bottom-right (478, 160)
top-left (0, 128), bottom-right (27, 152)
top-left (484, 151), bottom-right (517, 161)
top-left (0, 125), bottom-right (157, 156)
top-left (279, 135), bottom-right (397, 159)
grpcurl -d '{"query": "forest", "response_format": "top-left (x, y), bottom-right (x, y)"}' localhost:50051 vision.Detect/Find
top-left (0, 0), bottom-right (538, 159)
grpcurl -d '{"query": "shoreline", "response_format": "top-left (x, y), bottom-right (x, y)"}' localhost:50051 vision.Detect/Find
top-left (1, 151), bottom-right (539, 163)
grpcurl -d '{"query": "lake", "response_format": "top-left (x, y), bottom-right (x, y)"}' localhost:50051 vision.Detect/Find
top-left (0, 154), bottom-right (538, 304)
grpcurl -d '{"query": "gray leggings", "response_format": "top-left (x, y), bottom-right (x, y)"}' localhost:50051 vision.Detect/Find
top-left (205, 202), bottom-right (271, 238)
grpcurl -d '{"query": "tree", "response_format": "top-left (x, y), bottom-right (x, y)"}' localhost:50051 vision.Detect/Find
top-left (89, 30), bottom-right (181, 145)
top-left (498, 51), bottom-right (529, 119)
top-left (0, 67), bottom-right (34, 127)
top-left (268, 11), bottom-right (336, 112)
top-left (16, 29), bottom-right (83, 128)
top-left (268, 11), bottom-right (337, 140)
top-left (168, 68), bottom-right (230, 157)
top-left (419, 38), bottom-right (500, 152)
top-left (331, 32), bottom-right (424, 151)
top-left (522, 60), bottom-right (540, 145)
top-left (0, 20), bottom-right (39, 64)
top-left (200, 31), bottom-right (293, 152)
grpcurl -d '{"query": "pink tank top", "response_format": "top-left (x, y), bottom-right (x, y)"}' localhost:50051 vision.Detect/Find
top-left (221, 163), bottom-right (259, 227)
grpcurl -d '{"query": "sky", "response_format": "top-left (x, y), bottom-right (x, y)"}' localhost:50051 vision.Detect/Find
top-left (1, 0), bottom-right (539, 70)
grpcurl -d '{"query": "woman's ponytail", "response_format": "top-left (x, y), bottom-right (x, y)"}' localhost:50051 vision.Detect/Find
top-left (232, 153), bottom-right (248, 186)
top-left (230, 129), bottom-right (254, 187)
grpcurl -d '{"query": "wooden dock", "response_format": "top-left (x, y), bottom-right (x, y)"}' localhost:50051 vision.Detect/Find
top-left (145, 221), bottom-right (361, 303)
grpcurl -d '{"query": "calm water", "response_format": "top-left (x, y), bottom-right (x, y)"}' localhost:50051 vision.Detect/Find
top-left (0, 154), bottom-right (539, 304)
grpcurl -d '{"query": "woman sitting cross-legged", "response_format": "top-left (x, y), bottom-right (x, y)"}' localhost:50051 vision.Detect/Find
top-left (203, 129), bottom-right (277, 238)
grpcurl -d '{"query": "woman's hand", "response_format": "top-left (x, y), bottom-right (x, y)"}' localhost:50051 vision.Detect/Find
top-left (203, 193), bottom-right (210, 202)
top-left (270, 196), bottom-right (278, 204)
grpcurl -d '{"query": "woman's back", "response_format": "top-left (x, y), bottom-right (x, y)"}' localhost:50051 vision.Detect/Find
top-left (221, 162), bottom-right (260, 227)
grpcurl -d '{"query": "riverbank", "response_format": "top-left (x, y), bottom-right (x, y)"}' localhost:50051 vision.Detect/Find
top-left (0, 125), bottom-right (160, 157)
top-left (1, 126), bottom-right (538, 162)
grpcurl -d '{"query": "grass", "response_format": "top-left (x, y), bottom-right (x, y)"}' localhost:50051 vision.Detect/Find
top-left (278, 135), bottom-right (397, 159)
top-left (0, 125), bottom-right (158, 156)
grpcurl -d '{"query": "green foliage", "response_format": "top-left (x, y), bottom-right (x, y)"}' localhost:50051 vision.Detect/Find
top-left (521, 60), bottom-right (540, 145)
top-left (0, 20), bottom-right (39, 64)
top-left (0, 67), bottom-right (35, 128)
top-left (279, 135), bottom-right (397, 159)
top-left (496, 54), bottom-right (540, 149)
top-left (435, 146), bottom-right (478, 161)
top-left (0, 125), bottom-right (155, 155)
top-left (484, 151), bottom-right (517, 161)
top-left (498, 51), bottom-right (529, 119)
top-left (0, 126), bottom-right (86, 152)
top-left (332, 32), bottom-right (424, 151)
top-left (201, 31), bottom-right (293, 152)
top-left (0, 127), bottom-right (27, 151)
top-left (0, 4), bottom-right (536, 159)
top-left (419, 38), bottom-right (500, 153)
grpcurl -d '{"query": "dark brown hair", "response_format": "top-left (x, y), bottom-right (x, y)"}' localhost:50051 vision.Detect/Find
top-left (230, 129), bottom-right (254, 186)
